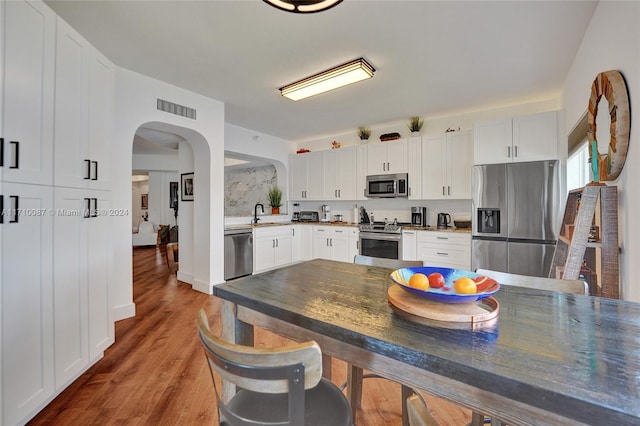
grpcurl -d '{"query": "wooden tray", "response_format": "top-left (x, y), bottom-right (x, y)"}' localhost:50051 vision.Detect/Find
top-left (387, 284), bottom-right (499, 324)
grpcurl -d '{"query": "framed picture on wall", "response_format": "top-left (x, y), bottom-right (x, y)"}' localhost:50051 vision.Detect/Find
top-left (141, 193), bottom-right (148, 210)
top-left (181, 172), bottom-right (194, 201)
top-left (169, 181), bottom-right (179, 208)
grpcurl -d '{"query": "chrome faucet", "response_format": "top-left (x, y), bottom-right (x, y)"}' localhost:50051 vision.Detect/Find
top-left (253, 203), bottom-right (264, 224)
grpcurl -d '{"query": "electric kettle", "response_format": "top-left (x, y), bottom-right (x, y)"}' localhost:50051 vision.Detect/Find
top-left (437, 213), bottom-right (451, 229)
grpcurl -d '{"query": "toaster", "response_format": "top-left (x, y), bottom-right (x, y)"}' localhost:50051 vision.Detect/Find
top-left (298, 211), bottom-right (319, 222)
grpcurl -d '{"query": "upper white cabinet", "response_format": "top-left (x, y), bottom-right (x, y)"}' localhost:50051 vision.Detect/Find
top-left (1, 0), bottom-right (55, 185)
top-left (367, 139), bottom-right (407, 175)
top-left (322, 147), bottom-right (357, 200)
top-left (422, 130), bottom-right (473, 200)
top-left (473, 111), bottom-right (558, 165)
top-left (289, 151), bottom-right (323, 200)
top-left (407, 136), bottom-right (422, 199)
top-left (54, 18), bottom-right (114, 190)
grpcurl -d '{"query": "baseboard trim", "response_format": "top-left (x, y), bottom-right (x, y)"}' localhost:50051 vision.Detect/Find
top-left (113, 302), bottom-right (136, 322)
top-left (192, 278), bottom-right (213, 294)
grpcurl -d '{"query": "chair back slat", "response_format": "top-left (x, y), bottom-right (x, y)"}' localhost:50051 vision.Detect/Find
top-left (354, 254), bottom-right (423, 270)
top-left (196, 309), bottom-right (322, 394)
top-left (475, 268), bottom-right (588, 295)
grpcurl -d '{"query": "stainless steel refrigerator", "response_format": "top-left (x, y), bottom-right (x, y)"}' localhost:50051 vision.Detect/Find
top-left (471, 160), bottom-right (560, 277)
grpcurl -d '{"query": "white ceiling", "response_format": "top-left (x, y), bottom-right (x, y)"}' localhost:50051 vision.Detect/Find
top-left (45, 0), bottom-right (597, 144)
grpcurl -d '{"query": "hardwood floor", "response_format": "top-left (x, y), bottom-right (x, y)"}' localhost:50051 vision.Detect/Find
top-left (29, 246), bottom-right (471, 425)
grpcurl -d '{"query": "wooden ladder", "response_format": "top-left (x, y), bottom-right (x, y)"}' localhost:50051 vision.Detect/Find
top-left (549, 184), bottom-right (619, 298)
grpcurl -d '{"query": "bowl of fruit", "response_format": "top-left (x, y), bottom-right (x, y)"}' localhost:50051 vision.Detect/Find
top-left (390, 267), bottom-right (500, 304)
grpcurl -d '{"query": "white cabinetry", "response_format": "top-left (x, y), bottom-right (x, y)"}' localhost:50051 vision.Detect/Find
top-left (402, 230), bottom-right (418, 261)
top-left (53, 188), bottom-right (113, 389)
top-left (422, 130), bottom-right (473, 200)
top-left (1, 2), bottom-right (115, 423)
top-left (1, 0), bottom-right (55, 186)
top-left (312, 226), bottom-right (352, 262)
top-left (54, 18), bottom-right (114, 190)
top-left (416, 231), bottom-right (471, 270)
top-left (349, 227), bottom-right (360, 262)
top-left (1, 183), bottom-right (55, 426)
top-left (322, 147), bottom-right (357, 200)
top-left (289, 152), bottom-right (323, 200)
top-left (367, 139), bottom-right (407, 175)
top-left (473, 111), bottom-right (558, 165)
top-left (356, 145), bottom-right (368, 200)
top-left (291, 224), bottom-right (313, 262)
top-left (254, 226), bottom-right (293, 273)
top-left (407, 136), bottom-right (422, 199)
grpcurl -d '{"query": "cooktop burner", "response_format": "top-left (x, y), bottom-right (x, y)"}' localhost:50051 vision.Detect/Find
top-left (359, 221), bottom-right (408, 234)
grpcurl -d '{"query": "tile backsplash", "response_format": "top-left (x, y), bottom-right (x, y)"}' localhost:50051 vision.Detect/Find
top-left (225, 165), bottom-right (277, 216)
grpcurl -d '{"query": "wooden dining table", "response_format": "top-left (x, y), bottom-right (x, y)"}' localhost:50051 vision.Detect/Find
top-left (212, 259), bottom-right (640, 425)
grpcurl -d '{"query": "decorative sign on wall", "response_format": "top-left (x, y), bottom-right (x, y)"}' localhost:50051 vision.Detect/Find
top-left (141, 194), bottom-right (148, 210)
top-left (587, 70), bottom-right (630, 182)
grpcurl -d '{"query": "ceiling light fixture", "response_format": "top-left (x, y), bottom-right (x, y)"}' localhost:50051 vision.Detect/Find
top-left (263, 0), bottom-right (343, 14)
top-left (280, 58), bottom-right (375, 101)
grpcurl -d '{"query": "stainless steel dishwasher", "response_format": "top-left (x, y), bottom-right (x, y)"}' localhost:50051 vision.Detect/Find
top-left (224, 228), bottom-right (253, 280)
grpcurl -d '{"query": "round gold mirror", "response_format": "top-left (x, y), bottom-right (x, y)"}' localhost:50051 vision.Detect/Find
top-left (587, 70), bottom-right (630, 181)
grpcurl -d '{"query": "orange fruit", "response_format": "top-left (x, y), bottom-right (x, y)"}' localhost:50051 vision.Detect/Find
top-left (453, 277), bottom-right (477, 294)
top-left (408, 273), bottom-right (429, 290)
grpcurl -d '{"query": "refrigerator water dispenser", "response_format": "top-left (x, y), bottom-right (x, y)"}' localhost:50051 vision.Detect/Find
top-left (478, 208), bottom-right (500, 233)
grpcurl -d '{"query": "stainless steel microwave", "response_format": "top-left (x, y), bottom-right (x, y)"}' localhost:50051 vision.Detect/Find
top-left (365, 173), bottom-right (408, 198)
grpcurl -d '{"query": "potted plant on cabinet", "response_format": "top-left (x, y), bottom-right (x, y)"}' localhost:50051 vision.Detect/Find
top-left (408, 116), bottom-right (424, 134)
top-left (267, 186), bottom-right (282, 215)
top-left (357, 126), bottom-right (371, 141)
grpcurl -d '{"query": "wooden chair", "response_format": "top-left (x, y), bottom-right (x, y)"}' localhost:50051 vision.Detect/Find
top-left (196, 309), bottom-right (353, 426)
top-left (349, 255), bottom-right (427, 426)
top-left (469, 269), bottom-right (588, 426)
top-left (165, 242), bottom-right (179, 273)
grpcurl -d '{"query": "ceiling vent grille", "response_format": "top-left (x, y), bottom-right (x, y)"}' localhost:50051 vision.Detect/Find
top-left (157, 99), bottom-right (197, 120)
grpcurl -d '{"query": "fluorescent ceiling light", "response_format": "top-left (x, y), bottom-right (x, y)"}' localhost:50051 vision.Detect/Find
top-left (280, 58), bottom-right (375, 101)
top-left (263, 0), bottom-right (343, 14)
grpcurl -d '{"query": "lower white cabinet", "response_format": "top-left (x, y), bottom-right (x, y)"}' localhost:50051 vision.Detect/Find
top-left (416, 231), bottom-right (471, 270)
top-left (254, 226), bottom-right (293, 273)
top-left (1, 183), bottom-right (55, 426)
top-left (402, 230), bottom-right (418, 260)
top-left (349, 227), bottom-right (360, 262)
top-left (53, 187), bottom-right (113, 391)
top-left (291, 224), bottom-right (313, 262)
top-left (312, 226), bottom-right (353, 262)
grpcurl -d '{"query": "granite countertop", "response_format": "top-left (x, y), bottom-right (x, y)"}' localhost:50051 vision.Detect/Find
top-left (403, 225), bottom-right (472, 233)
top-left (229, 222), bottom-right (472, 232)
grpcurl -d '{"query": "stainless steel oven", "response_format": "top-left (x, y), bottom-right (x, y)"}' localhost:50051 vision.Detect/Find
top-left (359, 223), bottom-right (402, 260)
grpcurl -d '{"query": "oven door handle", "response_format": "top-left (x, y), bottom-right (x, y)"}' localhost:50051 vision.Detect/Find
top-left (359, 232), bottom-right (402, 242)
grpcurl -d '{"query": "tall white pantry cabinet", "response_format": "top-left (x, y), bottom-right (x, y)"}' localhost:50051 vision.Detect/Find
top-left (0, 1), bottom-right (116, 425)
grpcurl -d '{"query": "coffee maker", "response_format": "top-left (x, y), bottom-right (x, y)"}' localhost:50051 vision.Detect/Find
top-left (291, 203), bottom-right (300, 222)
top-left (321, 204), bottom-right (331, 222)
top-left (411, 206), bottom-right (427, 227)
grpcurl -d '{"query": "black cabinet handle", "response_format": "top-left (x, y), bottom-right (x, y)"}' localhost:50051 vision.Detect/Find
top-left (9, 196), bottom-right (19, 223)
top-left (0, 195), bottom-right (3, 224)
top-left (91, 198), bottom-right (98, 217)
top-left (0, 137), bottom-right (4, 167)
top-left (84, 159), bottom-right (91, 179)
top-left (91, 161), bottom-right (98, 180)
top-left (84, 198), bottom-right (91, 218)
top-left (10, 141), bottom-right (19, 169)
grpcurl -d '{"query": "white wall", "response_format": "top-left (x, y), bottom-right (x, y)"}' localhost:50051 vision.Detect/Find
top-left (148, 171), bottom-right (179, 227)
top-left (561, 1), bottom-right (640, 302)
top-left (112, 67), bottom-right (224, 321)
